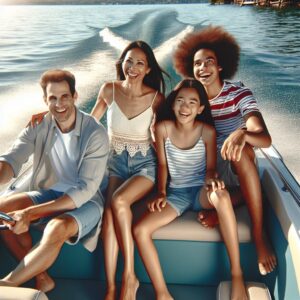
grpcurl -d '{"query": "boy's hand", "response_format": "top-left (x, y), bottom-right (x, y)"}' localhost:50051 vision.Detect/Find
top-left (221, 128), bottom-right (246, 161)
top-left (148, 193), bottom-right (167, 212)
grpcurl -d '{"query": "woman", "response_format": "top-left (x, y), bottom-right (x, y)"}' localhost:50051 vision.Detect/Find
top-left (91, 40), bottom-right (167, 300)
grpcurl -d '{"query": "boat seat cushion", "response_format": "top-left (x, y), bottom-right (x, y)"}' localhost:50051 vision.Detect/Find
top-left (216, 281), bottom-right (271, 300)
top-left (0, 286), bottom-right (48, 300)
top-left (133, 201), bottom-right (252, 242)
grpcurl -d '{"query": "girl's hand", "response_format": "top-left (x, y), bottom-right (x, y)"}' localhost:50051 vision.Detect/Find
top-left (148, 193), bottom-right (167, 212)
top-left (26, 111), bottom-right (48, 128)
top-left (205, 178), bottom-right (225, 192)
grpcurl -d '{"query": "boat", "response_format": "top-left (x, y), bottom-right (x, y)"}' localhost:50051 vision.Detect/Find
top-left (0, 144), bottom-right (299, 299)
top-left (240, 0), bottom-right (256, 5)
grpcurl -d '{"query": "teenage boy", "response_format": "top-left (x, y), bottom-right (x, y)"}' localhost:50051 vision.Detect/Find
top-left (173, 26), bottom-right (276, 275)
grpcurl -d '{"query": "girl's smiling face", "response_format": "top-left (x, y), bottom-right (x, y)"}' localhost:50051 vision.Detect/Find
top-left (172, 87), bottom-right (204, 124)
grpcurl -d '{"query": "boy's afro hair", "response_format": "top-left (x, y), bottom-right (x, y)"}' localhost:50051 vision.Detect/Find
top-left (173, 25), bottom-right (240, 80)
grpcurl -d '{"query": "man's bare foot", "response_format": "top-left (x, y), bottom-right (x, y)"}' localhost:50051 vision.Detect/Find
top-left (256, 239), bottom-right (277, 275)
top-left (36, 272), bottom-right (55, 293)
top-left (197, 210), bottom-right (219, 228)
top-left (157, 291), bottom-right (174, 300)
top-left (120, 274), bottom-right (139, 300)
top-left (231, 274), bottom-right (248, 300)
top-left (104, 286), bottom-right (116, 300)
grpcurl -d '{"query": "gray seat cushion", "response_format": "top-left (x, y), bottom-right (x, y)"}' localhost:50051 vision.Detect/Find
top-left (0, 286), bottom-right (48, 300)
top-left (216, 281), bottom-right (271, 300)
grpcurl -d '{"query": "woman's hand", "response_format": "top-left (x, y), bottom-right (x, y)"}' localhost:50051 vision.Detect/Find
top-left (26, 111), bottom-right (48, 127)
top-left (148, 193), bottom-right (167, 212)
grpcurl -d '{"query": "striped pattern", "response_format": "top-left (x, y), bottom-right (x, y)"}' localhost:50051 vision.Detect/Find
top-left (210, 82), bottom-right (259, 150)
top-left (165, 137), bottom-right (206, 188)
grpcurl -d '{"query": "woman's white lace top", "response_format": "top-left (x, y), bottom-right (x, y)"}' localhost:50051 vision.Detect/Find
top-left (106, 83), bottom-right (157, 157)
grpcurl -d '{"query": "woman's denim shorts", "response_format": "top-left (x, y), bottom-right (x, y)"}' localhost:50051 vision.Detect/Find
top-left (108, 147), bottom-right (157, 183)
top-left (166, 185), bottom-right (203, 216)
top-left (26, 189), bottom-right (101, 245)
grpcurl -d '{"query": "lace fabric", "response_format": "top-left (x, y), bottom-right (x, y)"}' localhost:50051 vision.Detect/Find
top-left (111, 135), bottom-right (151, 157)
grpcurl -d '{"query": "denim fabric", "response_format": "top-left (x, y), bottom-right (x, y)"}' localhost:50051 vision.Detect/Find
top-left (108, 147), bottom-right (157, 183)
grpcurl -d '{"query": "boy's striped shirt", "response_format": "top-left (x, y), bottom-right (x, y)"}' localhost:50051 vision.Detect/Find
top-left (210, 81), bottom-right (260, 150)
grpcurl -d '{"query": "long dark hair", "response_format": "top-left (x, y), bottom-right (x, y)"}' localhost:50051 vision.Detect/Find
top-left (156, 78), bottom-right (214, 127)
top-left (116, 40), bottom-right (168, 94)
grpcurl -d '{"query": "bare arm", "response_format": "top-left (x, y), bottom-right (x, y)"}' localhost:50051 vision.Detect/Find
top-left (202, 124), bottom-right (224, 191)
top-left (202, 124), bottom-right (217, 180)
top-left (155, 122), bottom-right (168, 196)
top-left (7, 194), bottom-right (77, 235)
top-left (221, 111), bottom-right (272, 161)
top-left (150, 92), bottom-right (165, 143)
top-left (90, 82), bottom-right (111, 121)
top-left (0, 161), bottom-right (14, 185)
top-left (148, 121), bottom-right (169, 212)
top-left (243, 111), bottom-right (271, 147)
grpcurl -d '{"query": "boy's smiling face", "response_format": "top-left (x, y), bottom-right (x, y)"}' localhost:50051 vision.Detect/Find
top-left (193, 48), bottom-right (222, 88)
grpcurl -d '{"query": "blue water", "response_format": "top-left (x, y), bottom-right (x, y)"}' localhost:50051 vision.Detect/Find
top-left (0, 4), bottom-right (299, 180)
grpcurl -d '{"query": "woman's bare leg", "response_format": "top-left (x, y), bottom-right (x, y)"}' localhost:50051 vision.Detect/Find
top-left (102, 176), bottom-right (124, 300)
top-left (200, 188), bottom-right (248, 300)
top-left (0, 193), bottom-right (54, 292)
top-left (134, 205), bottom-right (177, 300)
top-left (111, 176), bottom-right (154, 300)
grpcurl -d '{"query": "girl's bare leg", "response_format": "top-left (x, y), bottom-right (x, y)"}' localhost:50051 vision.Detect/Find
top-left (197, 187), bottom-right (242, 228)
top-left (111, 176), bottom-right (154, 300)
top-left (102, 177), bottom-right (124, 300)
top-left (0, 193), bottom-right (54, 292)
top-left (200, 188), bottom-right (248, 300)
top-left (134, 205), bottom-right (177, 300)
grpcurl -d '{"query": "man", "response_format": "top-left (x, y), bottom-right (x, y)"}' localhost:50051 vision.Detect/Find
top-left (173, 26), bottom-right (277, 275)
top-left (0, 69), bottom-right (109, 292)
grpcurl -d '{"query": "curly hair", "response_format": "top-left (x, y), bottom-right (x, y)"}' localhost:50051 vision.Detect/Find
top-left (173, 26), bottom-right (240, 81)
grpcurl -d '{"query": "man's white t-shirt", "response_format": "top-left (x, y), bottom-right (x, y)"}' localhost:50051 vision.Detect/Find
top-left (50, 128), bottom-right (79, 192)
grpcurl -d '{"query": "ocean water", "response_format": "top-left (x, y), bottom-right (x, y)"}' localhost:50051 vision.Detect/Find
top-left (0, 4), bottom-right (299, 181)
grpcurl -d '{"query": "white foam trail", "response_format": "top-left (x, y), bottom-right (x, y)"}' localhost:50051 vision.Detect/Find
top-left (68, 51), bottom-right (116, 105)
top-left (0, 50), bottom-right (116, 155)
top-left (154, 25), bottom-right (194, 62)
top-left (99, 27), bottom-right (130, 52)
top-left (0, 84), bottom-right (47, 153)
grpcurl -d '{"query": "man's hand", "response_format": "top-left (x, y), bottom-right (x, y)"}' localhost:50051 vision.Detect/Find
top-left (148, 193), bottom-right (167, 213)
top-left (6, 209), bottom-right (31, 235)
top-left (221, 128), bottom-right (246, 161)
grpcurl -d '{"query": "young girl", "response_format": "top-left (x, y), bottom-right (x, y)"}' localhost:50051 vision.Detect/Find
top-left (133, 79), bottom-right (248, 300)
top-left (91, 41), bottom-right (167, 300)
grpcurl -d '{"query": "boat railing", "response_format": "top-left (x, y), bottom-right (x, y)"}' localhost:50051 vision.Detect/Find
top-left (258, 145), bottom-right (300, 207)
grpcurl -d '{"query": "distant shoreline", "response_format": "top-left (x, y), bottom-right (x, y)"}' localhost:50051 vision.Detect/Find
top-left (0, 0), bottom-right (208, 5)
